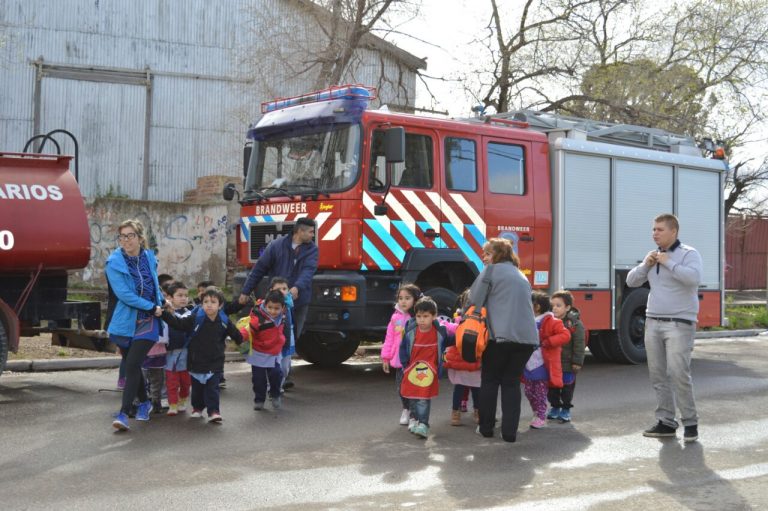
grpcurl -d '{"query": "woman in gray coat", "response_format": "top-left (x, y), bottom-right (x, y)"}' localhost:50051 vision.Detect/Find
top-left (471, 238), bottom-right (538, 442)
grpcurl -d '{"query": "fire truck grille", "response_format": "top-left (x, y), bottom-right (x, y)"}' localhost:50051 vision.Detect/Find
top-left (249, 223), bottom-right (294, 260)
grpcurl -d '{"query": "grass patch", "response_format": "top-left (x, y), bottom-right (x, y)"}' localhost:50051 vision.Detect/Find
top-left (725, 305), bottom-right (768, 330)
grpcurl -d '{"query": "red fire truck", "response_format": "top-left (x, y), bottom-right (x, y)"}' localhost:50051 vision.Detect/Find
top-left (224, 85), bottom-right (726, 366)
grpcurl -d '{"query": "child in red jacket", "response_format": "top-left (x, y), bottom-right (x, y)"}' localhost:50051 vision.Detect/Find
top-left (524, 291), bottom-right (571, 429)
top-left (239, 290), bottom-right (286, 411)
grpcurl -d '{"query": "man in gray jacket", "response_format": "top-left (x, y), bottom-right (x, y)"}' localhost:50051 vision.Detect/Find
top-left (627, 213), bottom-right (702, 442)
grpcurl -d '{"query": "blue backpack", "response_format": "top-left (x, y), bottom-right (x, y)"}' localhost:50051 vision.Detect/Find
top-left (192, 306), bottom-right (230, 335)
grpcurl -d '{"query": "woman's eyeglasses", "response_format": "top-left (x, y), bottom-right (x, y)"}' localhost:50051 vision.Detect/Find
top-left (118, 233), bottom-right (138, 241)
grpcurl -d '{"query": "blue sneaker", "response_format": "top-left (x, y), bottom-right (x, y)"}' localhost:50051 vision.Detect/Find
top-left (547, 407), bottom-right (561, 420)
top-left (412, 423), bottom-right (429, 439)
top-left (112, 412), bottom-right (129, 431)
top-left (559, 409), bottom-right (571, 422)
top-left (135, 400), bottom-right (153, 421)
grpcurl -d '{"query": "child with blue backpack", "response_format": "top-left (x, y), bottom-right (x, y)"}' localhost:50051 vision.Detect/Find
top-left (161, 286), bottom-right (242, 423)
top-left (163, 281), bottom-right (194, 416)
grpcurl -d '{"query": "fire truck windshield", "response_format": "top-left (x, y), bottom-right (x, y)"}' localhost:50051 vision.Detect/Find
top-left (244, 124), bottom-right (360, 200)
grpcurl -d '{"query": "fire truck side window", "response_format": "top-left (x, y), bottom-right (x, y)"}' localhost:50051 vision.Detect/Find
top-left (445, 137), bottom-right (477, 191)
top-left (487, 142), bottom-right (525, 195)
top-left (369, 130), bottom-right (434, 190)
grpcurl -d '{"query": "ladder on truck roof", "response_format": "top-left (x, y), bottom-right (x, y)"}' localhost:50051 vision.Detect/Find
top-left (482, 110), bottom-right (700, 155)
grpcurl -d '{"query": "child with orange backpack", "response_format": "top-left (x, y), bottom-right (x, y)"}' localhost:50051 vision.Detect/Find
top-left (443, 289), bottom-right (480, 426)
top-left (524, 291), bottom-right (571, 429)
top-left (239, 290), bottom-right (286, 411)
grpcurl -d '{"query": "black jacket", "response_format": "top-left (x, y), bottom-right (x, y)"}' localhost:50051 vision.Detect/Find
top-left (162, 309), bottom-right (242, 373)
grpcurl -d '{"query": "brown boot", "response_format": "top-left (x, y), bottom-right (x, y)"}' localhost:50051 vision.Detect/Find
top-left (451, 409), bottom-right (462, 426)
top-left (473, 409), bottom-right (480, 424)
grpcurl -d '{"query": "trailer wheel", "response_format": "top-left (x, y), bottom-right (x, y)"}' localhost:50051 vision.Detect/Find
top-left (0, 316), bottom-right (8, 377)
top-left (296, 332), bottom-right (360, 367)
top-left (422, 287), bottom-right (458, 322)
top-left (614, 288), bottom-right (649, 364)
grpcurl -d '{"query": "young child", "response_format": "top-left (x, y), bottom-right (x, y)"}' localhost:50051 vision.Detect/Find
top-left (443, 289), bottom-right (480, 426)
top-left (143, 287), bottom-right (169, 414)
top-left (194, 280), bottom-right (214, 305)
top-left (524, 291), bottom-right (571, 429)
top-left (398, 297), bottom-right (451, 439)
top-left (161, 286), bottom-right (242, 423)
top-left (268, 277), bottom-right (295, 393)
top-left (164, 281), bottom-right (193, 416)
top-left (547, 290), bottom-right (586, 422)
top-left (239, 290), bottom-right (286, 410)
top-left (380, 283), bottom-right (421, 426)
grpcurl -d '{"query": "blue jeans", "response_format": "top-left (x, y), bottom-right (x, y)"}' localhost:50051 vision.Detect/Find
top-left (395, 368), bottom-right (410, 410)
top-left (410, 399), bottom-right (431, 426)
top-left (452, 385), bottom-right (480, 410)
top-left (191, 372), bottom-right (221, 415)
top-left (645, 318), bottom-right (698, 427)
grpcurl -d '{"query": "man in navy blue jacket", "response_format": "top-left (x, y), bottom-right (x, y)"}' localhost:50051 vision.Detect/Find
top-left (238, 217), bottom-right (318, 341)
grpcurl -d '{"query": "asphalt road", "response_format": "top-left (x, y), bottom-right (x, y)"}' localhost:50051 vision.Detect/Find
top-left (1, 334), bottom-right (767, 510)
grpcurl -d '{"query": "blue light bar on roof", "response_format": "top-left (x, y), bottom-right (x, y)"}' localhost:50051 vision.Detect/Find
top-left (261, 84), bottom-right (377, 114)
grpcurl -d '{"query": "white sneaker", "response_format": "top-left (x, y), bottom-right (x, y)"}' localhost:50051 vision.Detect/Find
top-left (177, 398), bottom-right (188, 413)
top-left (190, 410), bottom-right (202, 418)
top-left (408, 418), bottom-right (418, 431)
top-left (399, 409), bottom-right (410, 425)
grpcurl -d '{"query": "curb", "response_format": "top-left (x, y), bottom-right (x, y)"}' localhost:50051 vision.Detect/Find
top-left (5, 351), bottom-right (247, 373)
top-left (4, 332), bottom-right (766, 373)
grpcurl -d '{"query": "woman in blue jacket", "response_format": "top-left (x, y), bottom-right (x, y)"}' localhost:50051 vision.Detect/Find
top-left (106, 219), bottom-right (164, 431)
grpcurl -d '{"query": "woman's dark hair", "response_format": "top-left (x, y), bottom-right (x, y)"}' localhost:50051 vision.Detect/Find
top-left (201, 286), bottom-right (225, 305)
top-left (413, 296), bottom-right (438, 315)
top-left (263, 289), bottom-right (286, 306)
top-left (531, 291), bottom-right (551, 313)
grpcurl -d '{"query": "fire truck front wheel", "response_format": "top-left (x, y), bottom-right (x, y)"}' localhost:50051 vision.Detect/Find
top-left (296, 332), bottom-right (361, 367)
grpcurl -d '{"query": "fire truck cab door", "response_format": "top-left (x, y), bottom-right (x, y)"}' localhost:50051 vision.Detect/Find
top-left (364, 127), bottom-right (444, 271)
top-left (480, 136), bottom-right (536, 280)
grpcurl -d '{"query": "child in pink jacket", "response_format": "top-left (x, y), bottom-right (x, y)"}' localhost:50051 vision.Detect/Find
top-left (381, 283), bottom-right (421, 426)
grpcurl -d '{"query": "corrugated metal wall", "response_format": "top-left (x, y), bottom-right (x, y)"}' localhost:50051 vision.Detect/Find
top-left (726, 216), bottom-right (768, 290)
top-left (0, 0), bottom-right (421, 202)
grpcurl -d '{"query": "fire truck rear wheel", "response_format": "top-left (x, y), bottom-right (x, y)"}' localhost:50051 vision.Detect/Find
top-left (586, 331), bottom-right (612, 363)
top-left (615, 288), bottom-right (649, 365)
top-left (0, 315), bottom-right (8, 377)
top-left (295, 332), bottom-right (360, 367)
top-left (422, 287), bottom-right (459, 322)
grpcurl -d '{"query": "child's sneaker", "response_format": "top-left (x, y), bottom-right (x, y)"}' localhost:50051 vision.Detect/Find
top-left (190, 409), bottom-right (203, 418)
top-left (152, 400), bottom-right (167, 414)
top-left (167, 404), bottom-right (178, 416)
top-left (208, 412), bottom-right (222, 423)
top-left (547, 407), bottom-right (561, 420)
top-left (177, 398), bottom-right (188, 413)
top-left (135, 400), bottom-right (153, 421)
top-left (451, 410), bottom-right (462, 426)
top-left (460, 399), bottom-right (468, 413)
top-left (272, 396), bottom-right (282, 410)
top-left (559, 409), bottom-right (571, 422)
top-left (412, 423), bottom-right (429, 438)
top-left (218, 377), bottom-right (227, 389)
top-left (116, 377), bottom-right (126, 390)
top-left (530, 417), bottom-right (547, 429)
top-left (408, 418), bottom-right (418, 432)
top-left (112, 412), bottom-right (129, 431)
top-left (254, 402), bottom-right (265, 411)
top-left (399, 408), bottom-right (410, 425)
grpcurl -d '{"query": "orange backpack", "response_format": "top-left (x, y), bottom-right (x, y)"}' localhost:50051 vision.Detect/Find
top-left (455, 265), bottom-right (495, 363)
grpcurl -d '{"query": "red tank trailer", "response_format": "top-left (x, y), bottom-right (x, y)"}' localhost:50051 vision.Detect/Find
top-left (0, 132), bottom-right (106, 375)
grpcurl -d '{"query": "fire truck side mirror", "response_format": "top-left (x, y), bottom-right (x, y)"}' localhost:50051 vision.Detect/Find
top-left (243, 142), bottom-right (253, 177)
top-left (384, 127), bottom-right (405, 163)
top-left (222, 182), bottom-right (237, 202)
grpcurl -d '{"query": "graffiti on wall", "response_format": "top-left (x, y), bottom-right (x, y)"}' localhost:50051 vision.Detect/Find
top-left (78, 199), bottom-right (231, 287)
